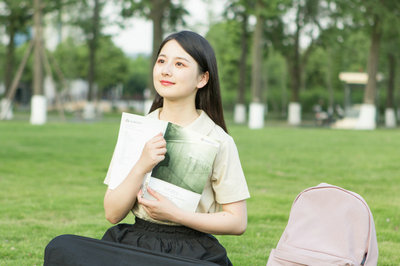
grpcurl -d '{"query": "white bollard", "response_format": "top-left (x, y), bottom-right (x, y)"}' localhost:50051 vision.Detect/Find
top-left (44, 76), bottom-right (56, 105)
top-left (355, 104), bottom-right (376, 130)
top-left (248, 102), bottom-right (265, 129)
top-left (83, 101), bottom-right (96, 120)
top-left (234, 103), bottom-right (246, 124)
top-left (0, 98), bottom-right (13, 120)
top-left (385, 108), bottom-right (396, 128)
top-left (288, 102), bottom-right (301, 126)
top-left (30, 95), bottom-right (47, 125)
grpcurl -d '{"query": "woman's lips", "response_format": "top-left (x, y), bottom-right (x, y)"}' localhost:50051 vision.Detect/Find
top-left (160, 80), bottom-right (175, 86)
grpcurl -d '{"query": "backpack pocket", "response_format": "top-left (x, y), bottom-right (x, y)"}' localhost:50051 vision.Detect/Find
top-left (267, 246), bottom-right (357, 266)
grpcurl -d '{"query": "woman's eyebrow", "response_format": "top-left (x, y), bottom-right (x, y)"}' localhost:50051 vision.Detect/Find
top-left (158, 54), bottom-right (191, 63)
top-left (176, 56), bottom-right (191, 63)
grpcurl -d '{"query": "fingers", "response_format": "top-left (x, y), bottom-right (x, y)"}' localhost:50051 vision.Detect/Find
top-left (136, 133), bottom-right (167, 174)
top-left (147, 134), bottom-right (166, 153)
top-left (147, 134), bottom-right (167, 162)
top-left (137, 193), bottom-right (155, 209)
top-left (138, 187), bottom-right (160, 203)
top-left (140, 204), bottom-right (152, 218)
top-left (150, 133), bottom-right (166, 147)
top-left (137, 189), bottom-right (143, 199)
top-left (147, 187), bottom-right (161, 200)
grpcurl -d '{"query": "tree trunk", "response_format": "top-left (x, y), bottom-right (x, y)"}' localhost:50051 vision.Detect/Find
top-left (290, 8), bottom-right (301, 102)
top-left (4, 22), bottom-right (16, 94)
top-left (148, 0), bottom-right (170, 94)
top-left (236, 12), bottom-right (248, 105)
top-left (33, 0), bottom-right (43, 96)
top-left (386, 53), bottom-right (395, 109)
top-left (248, 0), bottom-right (265, 129)
top-left (355, 15), bottom-right (381, 130)
top-left (363, 14), bottom-right (381, 104)
top-left (87, 0), bottom-right (100, 102)
top-left (250, 2), bottom-right (263, 103)
top-left (326, 48), bottom-right (334, 114)
top-left (31, 0), bottom-right (47, 125)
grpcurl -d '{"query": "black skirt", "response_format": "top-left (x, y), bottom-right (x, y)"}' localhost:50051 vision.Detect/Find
top-left (44, 218), bottom-right (232, 266)
top-left (101, 217), bottom-right (232, 266)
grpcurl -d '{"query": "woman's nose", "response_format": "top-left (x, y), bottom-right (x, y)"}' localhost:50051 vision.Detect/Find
top-left (161, 63), bottom-right (172, 76)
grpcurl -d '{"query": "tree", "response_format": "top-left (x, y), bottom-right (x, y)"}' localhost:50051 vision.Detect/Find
top-left (206, 21), bottom-right (242, 107)
top-left (380, 6), bottom-right (400, 127)
top-left (224, 0), bottom-right (251, 123)
top-left (120, 0), bottom-right (187, 96)
top-left (0, 0), bottom-right (32, 119)
top-left (0, 0), bottom-right (79, 121)
top-left (335, 0), bottom-right (400, 129)
top-left (52, 36), bottom-right (131, 101)
top-left (279, 0), bottom-right (330, 125)
top-left (247, 0), bottom-right (289, 128)
top-left (0, 43), bottom-right (5, 84)
top-left (65, 0), bottom-right (107, 118)
top-left (0, 0), bottom-right (32, 95)
top-left (87, 0), bottom-right (101, 102)
top-left (96, 36), bottom-right (130, 93)
top-left (249, 0), bottom-right (264, 128)
top-left (69, 0), bottom-right (105, 99)
top-left (25, 0), bottom-right (49, 124)
top-left (304, 19), bottom-right (368, 116)
top-left (123, 55), bottom-right (150, 99)
top-left (53, 38), bottom-right (88, 80)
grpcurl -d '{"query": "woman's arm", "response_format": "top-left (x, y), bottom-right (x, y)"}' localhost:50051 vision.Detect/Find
top-left (103, 166), bottom-right (146, 224)
top-left (137, 188), bottom-right (247, 235)
top-left (178, 200), bottom-right (247, 235)
top-left (104, 133), bottom-right (167, 224)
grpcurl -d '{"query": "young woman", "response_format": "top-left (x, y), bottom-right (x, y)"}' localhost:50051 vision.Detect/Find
top-left (102, 31), bottom-right (250, 265)
top-left (44, 31), bottom-right (249, 266)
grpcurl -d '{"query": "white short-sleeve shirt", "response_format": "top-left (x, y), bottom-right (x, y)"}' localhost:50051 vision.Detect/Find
top-left (105, 108), bottom-right (250, 225)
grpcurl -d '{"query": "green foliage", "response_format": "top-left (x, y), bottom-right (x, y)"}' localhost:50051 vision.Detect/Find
top-left (14, 42), bottom-right (34, 84)
top-left (120, 0), bottom-right (187, 31)
top-left (1, 119), bottom-right (400, 265)
top-left (52, 36), bottom-right (131, 92)
top-left (338, 30), bottom-right (370, 73)
top-left (299, 87), bottom-right (333, 113)
top-left (96, 36), bottom-right (130, 90)
top-left (305, 47), bottom-right (330, 89)
top-left (123, 54), bottom-right (150, 98)
top-left (335, 0), bottom-right (400, 32)
top-left (0, 0), bottom-right (399, 116)
top-left (53, 38), bottom-right (88, 80)
top-left (0, 0), bottom-right (33, 30)
top-left (0, 43), bottom-right (5, 83)
top-left (207, 20), bottom-right (244, 107)
top-left (302, 29), bottom-right (371, 111)
top-left (67, 0), bottom-right (107, 37)
top-left (265, 49), bottom-right (287, 114)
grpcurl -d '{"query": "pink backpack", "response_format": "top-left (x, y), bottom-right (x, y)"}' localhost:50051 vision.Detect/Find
top-left (267, 183), bottom-right (378, 266)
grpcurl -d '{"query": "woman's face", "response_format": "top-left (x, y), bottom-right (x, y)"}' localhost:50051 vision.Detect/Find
top-left (153, 40), bottom-right (208, 103)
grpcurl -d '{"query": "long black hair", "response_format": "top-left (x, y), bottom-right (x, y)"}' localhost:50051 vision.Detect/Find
top-left (149, 31), bottom-right (227, 133)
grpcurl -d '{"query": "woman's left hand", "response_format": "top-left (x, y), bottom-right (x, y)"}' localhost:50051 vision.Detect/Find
top-left (137, 187), bottom-right (182, 222)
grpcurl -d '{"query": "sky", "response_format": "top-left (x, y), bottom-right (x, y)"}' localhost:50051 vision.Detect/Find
top-left (103, 0), bottom-right (227, 56)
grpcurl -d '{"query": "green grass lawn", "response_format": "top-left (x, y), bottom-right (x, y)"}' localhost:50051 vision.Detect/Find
top-left (0, 116), bottom-right (399, 265)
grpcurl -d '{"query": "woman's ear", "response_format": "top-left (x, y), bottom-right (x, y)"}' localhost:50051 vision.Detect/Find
top-left (197, 71), bottom-right (209, 89)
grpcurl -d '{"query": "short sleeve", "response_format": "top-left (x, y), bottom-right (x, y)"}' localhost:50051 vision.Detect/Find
top-left (211, 135), bottom-right (250, 204)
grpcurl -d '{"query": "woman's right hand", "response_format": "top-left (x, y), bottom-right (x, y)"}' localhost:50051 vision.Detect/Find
top-left (104, 133), bottom-right (167, 224)
top-left (136, 133), bottom-right (167, 174)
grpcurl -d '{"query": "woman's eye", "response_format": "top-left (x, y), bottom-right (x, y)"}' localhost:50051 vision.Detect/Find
top-left (157, 59), bottom-right (165, 64)
top-left (176, 62), bottom-right (184, 67)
